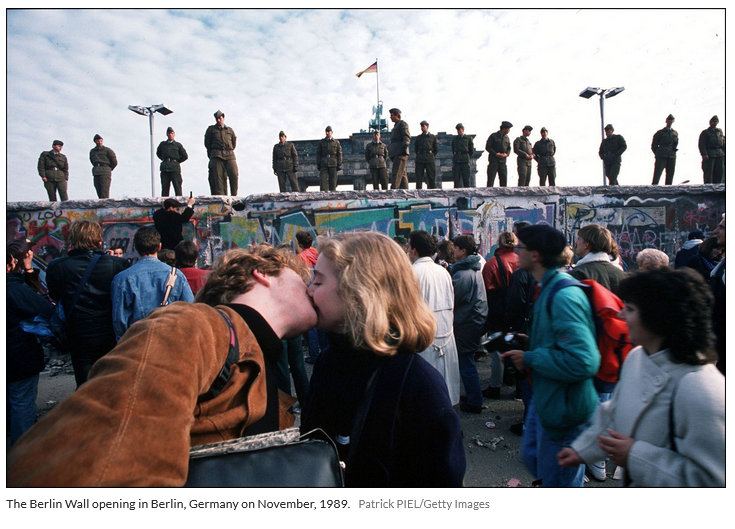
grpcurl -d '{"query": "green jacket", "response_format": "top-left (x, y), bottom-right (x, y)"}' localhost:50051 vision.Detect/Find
top-left (413, 132), bottom-right (439, 164)
top-left (698, 127), bottom-right (725, 158)
top-left (388, 120), bottom-right (411, 159)
top-left (523, 268), bottom-right (600, 439)
top-left (89, 146), bottom-right (118, 176)
top-left (365, 141), bottom-right (388, 169)
top-left (651, 127), bottom-right (678, 158)
top-left (316, 137), bottom-right (342, 169)
top-left (451, 134), bottom-right (474, 164)
top-left (204, 125), bottom-right (237, 160)
top-left (38, 150), bottom-right (69, 181)
top-left (485, 130), bottom-right (510, 164)
top-left (598, 134), bottom-right (627, 165)
top-left (156, 140), bottom-right (188, 173)
top-left (513, 136), bottom-right (533, 165)
top-left (272, 142), bottom-right (298, 172)
top-left (533, 138), bottom-right (556, 167)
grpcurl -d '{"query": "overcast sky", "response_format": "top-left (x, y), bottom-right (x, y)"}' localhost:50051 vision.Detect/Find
top-left (5, 8), bottom-right (726, 202)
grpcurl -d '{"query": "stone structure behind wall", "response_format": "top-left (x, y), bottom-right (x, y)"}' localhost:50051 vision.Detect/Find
top-left (7, 185), bottom-right (725, 281)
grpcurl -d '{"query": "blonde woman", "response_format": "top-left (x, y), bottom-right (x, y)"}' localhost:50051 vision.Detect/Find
top-left (301, 232), bottom-right (466, 487)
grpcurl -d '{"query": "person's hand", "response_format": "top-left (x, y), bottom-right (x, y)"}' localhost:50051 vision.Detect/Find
top-left (500, 349), bottom-right (525, 371)
top-left (22, 249), bottom-right (34, 270)
top-left (513, 333), bottom-right (529, 350)
top-left (42, 177), bottom-right (47, 182)
top-left (703, 155), bottom-right (709, 161)
top-left (187, 197), bottom-right (196, 207)
top-left (597, 429), bottom-right (634, 468)
top-left (557, 447), bottom-right (584, 467)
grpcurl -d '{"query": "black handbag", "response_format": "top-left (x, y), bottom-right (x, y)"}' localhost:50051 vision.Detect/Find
top-left (184, 427), bottom-right (344, 487)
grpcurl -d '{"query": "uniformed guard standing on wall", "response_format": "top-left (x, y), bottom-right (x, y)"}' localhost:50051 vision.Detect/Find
top-left (513, 125), bottom-right (534, 187)
top-left (388, 108), bottom-right (410, 189)
top-left (89, 134), bottom-right (118, 199)
top-left (485, 121), bottom-right (512, 187)
top-left (414, 120), bottom-right (439, 189)
top-left (316, 126), bottom-right (342, 191)
top-left (452, 123), bottom-right (474, 188)
top-left (204, 110), bottom-right (238, 195)
top-left (37, 140), bottom-right (69, 202)
top-left (533, 127), bottom-right (556, 186)
top-left (365, 130), bottom-right (389, 190)
top-left (698, 115), bottom-right (725, 184)
top-left (272, 131), bottom-right (299, 192)
top-left (156, 127), bottom-right (188, 196)
top-left (651, 114), bottom-right (678, 185)
top-left (598, 124), bottom-right (627, 185)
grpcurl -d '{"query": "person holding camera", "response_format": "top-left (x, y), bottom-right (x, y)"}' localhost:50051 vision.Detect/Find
top-left (501, 225), bottom-right (599, 487)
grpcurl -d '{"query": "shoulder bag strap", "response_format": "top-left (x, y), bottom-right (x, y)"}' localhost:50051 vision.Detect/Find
top-left (197, 309), bottom-right (241, 403)
top-left (496, 254), bottom-right (508, 289)
top-left (161, 266), bottom-right (178, 306)
top-left (65, 253), bottom-right (103, 318)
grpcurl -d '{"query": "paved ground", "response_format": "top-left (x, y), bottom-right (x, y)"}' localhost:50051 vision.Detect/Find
top-left (25, 351), bottom-right (621, 487)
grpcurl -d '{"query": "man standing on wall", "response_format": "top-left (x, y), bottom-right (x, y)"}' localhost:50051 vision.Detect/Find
top-left (388, 108), bottom-right (410, 189)
top-left (153, 196), bottom-right (196, 251)
top-left (486, 121), bottom-right (512, 187)
top-left (598, 124), bottom-right (627, 185)
top-left (513, 126), bottom-right (534, 187)
top-left (272, 131), bottom-right (299, 192)
top-left (316, 126), bottom-right (342, 191)
top-left (698, 115), bottom-right (725, 184)
top-left (89, 134), bottom-right (118, 199)
top-left (156, 127), bottom-right (188, 197)
top-left (414, 120), bottom-right (439, 189)
top-left (452, 123), bottom-right (474, 188)
top-left (651, 114), bottom-right (678, 185)
top-left (37, 140), bottom-right (69, 201)
top-left (204, 110), bottom-right (238, 195)
top-left (365, 130), bottom-right (389, 190)
top-left (533, 127), bottom-right (556, 186)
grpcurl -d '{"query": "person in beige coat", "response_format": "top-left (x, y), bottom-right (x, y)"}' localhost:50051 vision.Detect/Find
top-left (558, 267), bottom-right (725, 486)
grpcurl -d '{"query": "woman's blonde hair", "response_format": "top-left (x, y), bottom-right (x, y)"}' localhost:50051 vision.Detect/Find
top-left (318, 232), bottom-right (436, 356)
top-left (497, 231), bottom-right (517, 249)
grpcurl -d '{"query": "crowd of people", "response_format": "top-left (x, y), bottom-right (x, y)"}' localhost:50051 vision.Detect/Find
top-left (36, 109), bottom-right (724, 201)
top-left (6, 212), bottom-right (726, 488)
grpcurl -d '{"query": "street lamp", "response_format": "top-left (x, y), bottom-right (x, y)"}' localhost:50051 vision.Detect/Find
top-left (579, 87), bottom-right (625, 185)
top-left (128, 104), bottom-right (173, 196)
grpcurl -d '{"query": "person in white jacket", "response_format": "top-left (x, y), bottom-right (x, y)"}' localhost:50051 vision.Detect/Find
top-left (558, 267), bottom-right (724, 486)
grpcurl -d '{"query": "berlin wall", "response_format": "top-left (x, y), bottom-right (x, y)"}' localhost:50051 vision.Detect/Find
top-left (6, 185), bottom-right (725, 276)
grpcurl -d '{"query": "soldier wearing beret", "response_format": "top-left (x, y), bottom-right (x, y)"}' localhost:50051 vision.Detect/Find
top-left (89, 134), bottom-right (118, 199)
top-left (598, 124), bottom-right (627, 185)
top-left (651, 114), bottom-right (678, 185)
top-left (272, 131), bottom-right (299, 192)
top-left (533, 127), bottom-right (556, 186)
top-left (365, 130), bottom-right (389, 190)
top-left (485, 121), bottom-right (512, 187)
top-left (452, 123), bottom-right (475, 188)
top-left (156, 127), bottom-right (189, 196)
top-left (316, 126), bottom-right (342, 191)
top-left (698, 115), bottom-right (725, 184)
top-left (204, 110), bottom-right (238, 195)
top-left (388, 108), bottom-right (410, 189)
top-left (37, 140), bottom-right (69, 201)
top-left (414, 120), bottom-right (439, 189)
top-left (513, 126), bottom-right (534, 187)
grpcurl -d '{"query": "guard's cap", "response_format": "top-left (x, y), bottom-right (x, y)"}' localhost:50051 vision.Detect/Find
top-left (420, 120), bottom-right (429, 127)
top-left (540, 127), bottom-right (548, 133)
top-left (389, 108), bottom-right (401, 115)
top-left (325, 125), bottom-right (333, 132)
top-left (214, 110), bottom-right (225, 119)
top-left (166, 127), bottom-right (174, 134)
top-left (456, 123), bottom-right (464, 130)
top-left (604, 124), bottom-right (614, 131)
top-left (710, 115), bottom-right (719, 123)
top-left (517, 225), bottom-right (566, 257)
top-left (666, 114), bottom-right (675, 121)
top-left (52, 140), bottom-right (64, 146)
top-left (93, 134), bottom-right (103, 141)
top-left (523, 125), bottom-right (533, 131)
top-left (501, 121), bottom-right (513, 129)
top-left (163, 198), bottom-right (183, 209)
top-left (279, 130), bottom-right (286, 137)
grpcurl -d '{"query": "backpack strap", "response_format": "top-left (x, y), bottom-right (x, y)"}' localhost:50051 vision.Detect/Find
top-left (65, 253), bottom-right (103, 318)
top-left (496, 254), bottom-right (508, 289)
top-left (198, 309), bottom-right (240, 403)
top-left (544, 277), bottom-right (588, 317)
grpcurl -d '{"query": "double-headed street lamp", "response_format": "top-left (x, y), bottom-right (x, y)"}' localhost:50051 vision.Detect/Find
top-left (579, 87), bottom-right (625, 185)
top-left (128, 104), bottom-right (173, 196)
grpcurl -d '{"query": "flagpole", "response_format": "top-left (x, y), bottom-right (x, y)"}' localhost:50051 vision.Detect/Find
top-left (375, 58), bottom-right (380, 131)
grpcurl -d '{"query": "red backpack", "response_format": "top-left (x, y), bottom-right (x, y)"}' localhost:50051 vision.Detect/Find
top-left (546, 278), bottom-right (633, 383)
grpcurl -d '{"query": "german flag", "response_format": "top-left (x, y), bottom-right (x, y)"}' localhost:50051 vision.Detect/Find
top-left (355, 61), bottom-right (378, 78)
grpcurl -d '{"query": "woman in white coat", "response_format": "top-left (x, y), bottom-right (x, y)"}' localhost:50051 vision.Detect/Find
top-left (558, 267), bottom-right (725, 487)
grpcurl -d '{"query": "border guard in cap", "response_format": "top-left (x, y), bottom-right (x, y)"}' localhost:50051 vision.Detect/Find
top-left (452, 123), bottom-right (475, 188)
top-left (533, 127), bottom-right (556, 186)
top-left (388, 108), bottom-right (410, 189)
top-left (513, 126), bottom-right (534, 187)
top-left (598, 124), bottom-right (627, 185)
top-left (38, 140), bottom-right (69, 201)
top-left (156, 127), bottom-right (188, 196)
top-left (204, 110), bottom-right (238, 195)
top-left (365, 130), bottom-right (389, 190)
top-left (485, 121), bottom-right (512, 187)
top-left (89, 134), bottom-right (118, 198)
top-left (698, 115), bottom-right (725, 184)
top-left (414, 120), bottom-right (439, 189)
top-left (273, 131), bottom-right (299, 192)
top-left (316, 126), bottom-right (342, 191)
top-left (651, 114), bottom-right (678, 185)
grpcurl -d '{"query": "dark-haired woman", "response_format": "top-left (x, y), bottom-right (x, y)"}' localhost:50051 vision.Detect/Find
top-left (558, 267), bottom-right (725, 486)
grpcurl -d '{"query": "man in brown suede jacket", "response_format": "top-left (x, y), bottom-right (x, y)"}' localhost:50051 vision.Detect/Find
top-left (7, 245), bottom-right (317, 486)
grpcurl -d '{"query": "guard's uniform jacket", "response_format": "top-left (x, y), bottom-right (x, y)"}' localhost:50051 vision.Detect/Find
top-left (38, 150), bottom-right (69, 181)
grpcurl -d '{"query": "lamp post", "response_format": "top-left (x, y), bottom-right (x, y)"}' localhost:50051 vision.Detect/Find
top-left (128, 104), bottom-right (173, 196)
top-left (579, 87), bottom-right (625, 185)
